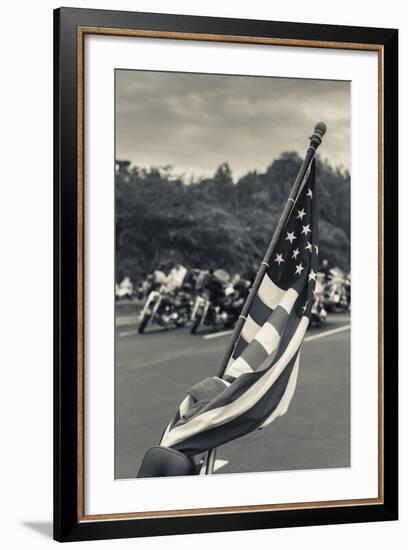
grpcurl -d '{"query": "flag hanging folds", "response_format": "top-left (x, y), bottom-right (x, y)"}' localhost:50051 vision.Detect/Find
top-left (160, 160), bottom-right (319, 456)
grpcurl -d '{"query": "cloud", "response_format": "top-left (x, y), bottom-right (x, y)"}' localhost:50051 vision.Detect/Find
top-left (115, 70), bottom-right (350, 179)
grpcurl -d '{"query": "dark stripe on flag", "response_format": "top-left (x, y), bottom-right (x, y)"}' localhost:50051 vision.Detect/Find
top-left (177, 377), bottom-right (230, 423)
top-left (263, 310), bottom-right (302, 368)
top-left (253, 311), bottom-right (301, 375)
top-left (232, 334), bottom-right (249, 360)
top-left (240, 339), bottom-right (269, 370)
top-left (267, 305), bottom-right (291, 336)
top-left (248, 293), bottom-right (273, 327)
top-left (228, 305), bottom-right (290, 374)
top-left (172, 410), bottom-right (180, 426)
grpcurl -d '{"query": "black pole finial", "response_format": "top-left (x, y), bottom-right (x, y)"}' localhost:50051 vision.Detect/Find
top-left (310, 122), bottom-right (327, 150)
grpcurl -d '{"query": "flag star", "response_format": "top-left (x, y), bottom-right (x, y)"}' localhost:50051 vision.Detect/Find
top-left (302, 301), bottom-right (308, 313)
top-left (296, 208), bottom-right (306, 220)
top-left (285, 231), bottom-right (297, 244)
top-left (292, 247), bottom-right (300, 259)
top-left (306, 188), bottom-right (313, 199)
top-left (295, 262), bottom-right (304, 275)
top-left (274, 252), bottom-right (285, 266)
top-left (314, 244), bottom-right (319, 255)
top-left (301, 224), bottom-right (311, 236)
top-left (308, 269), bottom-right (317, 282)
top-left (305, 241), bottom-right (313, 252)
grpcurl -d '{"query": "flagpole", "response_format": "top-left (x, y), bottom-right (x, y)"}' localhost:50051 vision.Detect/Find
top-left (204, 122), bottom-right (327, 475)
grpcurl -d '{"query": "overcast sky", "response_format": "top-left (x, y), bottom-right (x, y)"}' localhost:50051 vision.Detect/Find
top-left (115, 69), bottom-right (350, 180)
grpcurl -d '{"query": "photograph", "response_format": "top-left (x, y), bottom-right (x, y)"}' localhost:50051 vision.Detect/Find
top-left (114, 69), bottom-right (351, 479)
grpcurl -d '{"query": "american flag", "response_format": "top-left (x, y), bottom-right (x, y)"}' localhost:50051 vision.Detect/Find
top-left (160, 160), bottom-right (319, 456)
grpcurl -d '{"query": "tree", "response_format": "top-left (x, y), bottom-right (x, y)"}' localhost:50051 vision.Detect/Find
top-left (115, 153), bottom-right (351, 283)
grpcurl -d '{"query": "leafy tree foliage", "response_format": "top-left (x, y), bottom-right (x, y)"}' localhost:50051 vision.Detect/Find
top-left (115, 154), bottom-right (350, 282)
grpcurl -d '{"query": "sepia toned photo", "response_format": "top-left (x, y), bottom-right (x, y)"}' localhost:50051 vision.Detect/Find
top-left (114, 69), bottom-right (351, 479)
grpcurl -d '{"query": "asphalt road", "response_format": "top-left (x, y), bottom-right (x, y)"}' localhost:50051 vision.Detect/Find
top-left (115, 311), bottom-right (350, 479)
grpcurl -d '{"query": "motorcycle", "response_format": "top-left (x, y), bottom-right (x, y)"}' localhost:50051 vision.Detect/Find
top-left (138, 286), bottom-right (192, 334)
top-left (115, 276), bottom-right (133, 300)
top-left (322, 269), bottom-right (349, 313)
top-left (190, 272), bottom-right (250, 335)
top-left (344, 272), bottom-right (351, 310)
top-left (310, 277), bottom-right (328, 327)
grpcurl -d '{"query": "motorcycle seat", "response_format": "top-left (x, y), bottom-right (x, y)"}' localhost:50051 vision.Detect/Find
top-left (137, 446), bottom-right (196, 478)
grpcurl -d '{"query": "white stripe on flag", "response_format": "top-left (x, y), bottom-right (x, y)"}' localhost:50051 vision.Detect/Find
top-left (225, 356), bottom-right (235, 372)
top-left (279, 288), bottom-right (299, 313)
top-left (161, 316), bottom-right (309, 448)
top-left (258, 274), bottom-right (286, 309)
top-left (218, 377), bottom-right (232, 387)
top-left (161, 421), bottom-right (173, 442)
top-left (241, 315), bottom-right (261, 342)
top-left (224, 357), bottom-right (253, 379)
top-left (258, 352), bottom-right (300, 428)
top-left (254, 322), bottom-right (280, 355)
top-left (179, 395), bottom-right (192, 418)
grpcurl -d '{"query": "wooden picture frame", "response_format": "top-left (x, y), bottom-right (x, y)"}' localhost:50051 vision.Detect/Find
top-left (54, 7), bottom-right (398, 542)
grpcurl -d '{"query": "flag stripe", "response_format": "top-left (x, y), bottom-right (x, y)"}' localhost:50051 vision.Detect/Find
top-left (189, 376), bottom-right (230, 403)
top-left (240, 339), bottom-right (269, 371)
top-left (258, 273), bottom-right (286, 309)
top-left (270, 309), bottom-right (303, 366)
top-left (225, 305), bottom-right (295, 378)
top-left (267, 305), bottom-right (291, 335)
top-left (241, 315), bottom-right (261, 342)
top-left (224, 357), bottom-right (253, 379)
top-left (178, 395), bottom-right (192, 418)
top-left (259, 352), bottom-right (300, 428)
top-left (254, 322), bottom-right (280, 355)
top-left (248, 293), bottom-right (273, 327)
top-left (279, 288), bottom-right (299, 313)
top-left (232, 334), bottom-right (249, 360)
top-left (230, 294), bottom-right (295, 364)
top-left (240, 288), bottom-right (298, 349)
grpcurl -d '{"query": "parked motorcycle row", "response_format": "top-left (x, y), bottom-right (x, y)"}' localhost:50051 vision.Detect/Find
top-left (310, 268), bottom-right (350, 327)
top-left (116, 265), bottom-right (350, 335)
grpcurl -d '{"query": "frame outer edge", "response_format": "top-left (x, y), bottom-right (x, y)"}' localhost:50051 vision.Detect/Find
top-left (53, 7), bottom-right (398, 541)
top-left (382, 28), bottom-right (398, 520)
top-left (54, 7), bottom-right (81, 542)
top-left (53, 7), bottom-right (62, 542)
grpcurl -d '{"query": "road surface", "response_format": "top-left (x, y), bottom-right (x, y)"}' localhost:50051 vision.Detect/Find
top-left (115, 310), bottom-right (350, 479)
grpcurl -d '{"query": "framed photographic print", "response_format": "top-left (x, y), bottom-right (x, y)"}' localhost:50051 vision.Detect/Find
top-left (54, 7), bottom-right (398, 542)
